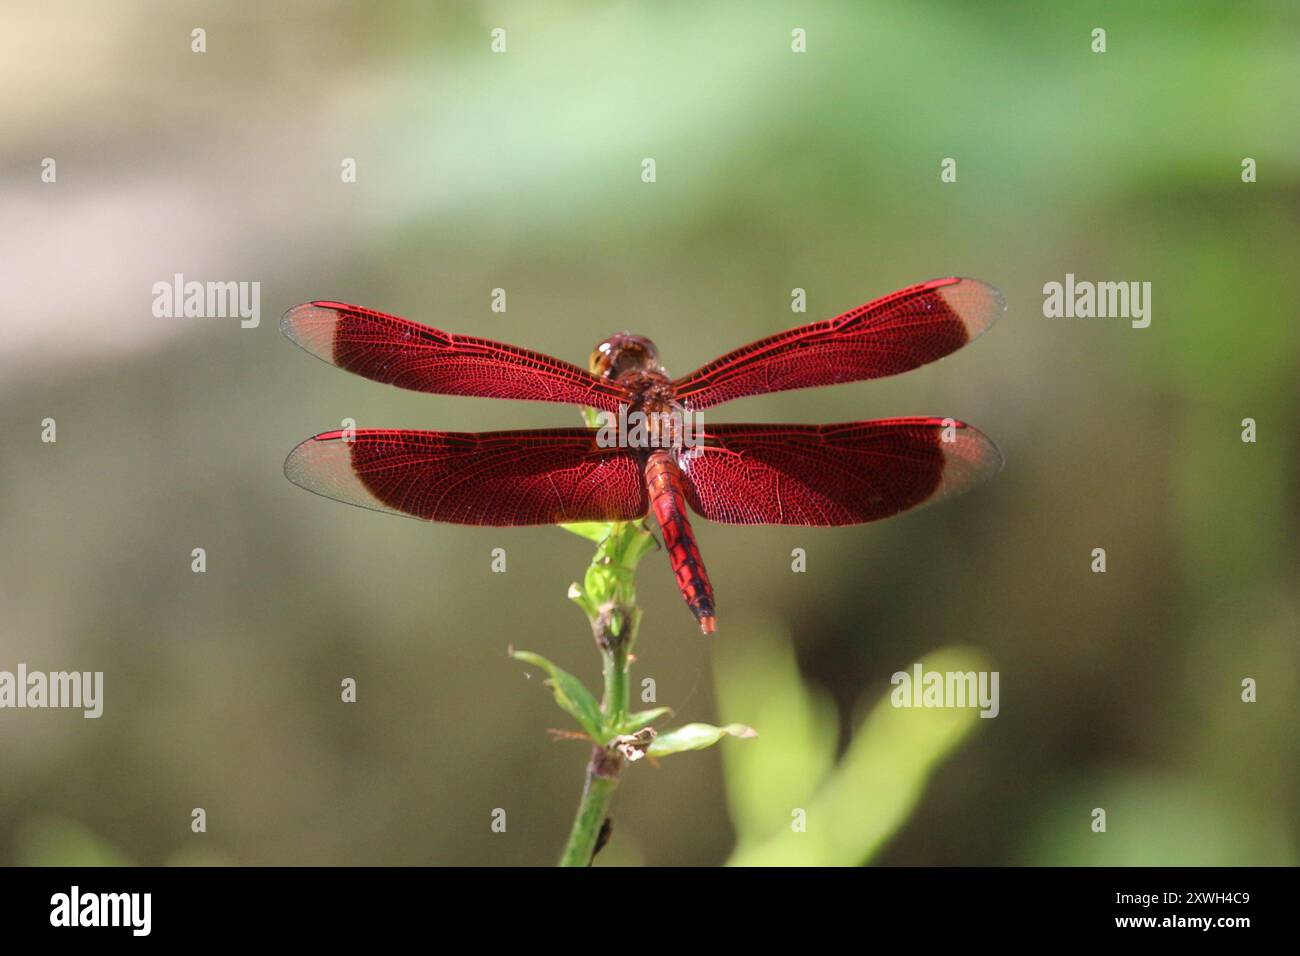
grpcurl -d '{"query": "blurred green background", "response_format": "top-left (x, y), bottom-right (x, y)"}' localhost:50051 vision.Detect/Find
top-left (1, 0), bottom-right (1296, 866)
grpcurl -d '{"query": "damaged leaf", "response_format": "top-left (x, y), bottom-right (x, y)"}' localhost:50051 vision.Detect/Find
top-left (612, 727), bottom-right (657, 762)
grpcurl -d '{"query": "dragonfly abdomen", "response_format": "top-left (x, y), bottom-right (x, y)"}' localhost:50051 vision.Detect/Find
top-left (644, 450), bottom-right (716, 634)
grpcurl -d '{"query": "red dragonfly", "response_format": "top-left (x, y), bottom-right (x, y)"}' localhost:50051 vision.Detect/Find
top-left (281, 277), bottom-right (1004, 634)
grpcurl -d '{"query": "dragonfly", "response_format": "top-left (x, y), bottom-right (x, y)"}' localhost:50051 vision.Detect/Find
top-left (281, 277), bottom-right (1004, 634)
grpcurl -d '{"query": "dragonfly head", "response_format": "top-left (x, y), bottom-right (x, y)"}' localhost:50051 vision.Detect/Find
top-left (589, 333), bottom-right (661, 379)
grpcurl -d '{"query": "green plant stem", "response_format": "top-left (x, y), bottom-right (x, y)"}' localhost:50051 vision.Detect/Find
top-left (600, 609), bottom-right (640, 727)
top-left (558, 597), bottom-right (640, 866)
top-left (557, 749), bottom-right (619, 867)
top-left (554, 508), bottom-right (654, 866)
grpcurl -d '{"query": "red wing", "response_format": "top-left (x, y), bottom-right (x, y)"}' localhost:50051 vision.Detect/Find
top-left (281, 302), bottom-right (628, 412)
top-left (284, 428), bottom-right (648, 525)
top-left (679, 418), bottom-right (1002, 525)
top-left (672, 278), bottom-right (1003, 409)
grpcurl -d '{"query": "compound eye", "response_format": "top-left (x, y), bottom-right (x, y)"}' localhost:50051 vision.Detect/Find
top-left (589, 340), bottom-right (617, 376)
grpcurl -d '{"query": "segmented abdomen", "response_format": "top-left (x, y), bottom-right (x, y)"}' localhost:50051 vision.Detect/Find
top-left (644, 450), bottom-right (716, 634)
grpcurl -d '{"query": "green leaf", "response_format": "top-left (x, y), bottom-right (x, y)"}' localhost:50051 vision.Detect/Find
top-left (616, 706), bottom-right (673, 735)
top-left (15, 816), bottom-right (133, 867)
top-left (584, 560), bottom-right (618, 605)
top-left (511, 649), bottom-right (604, 741)
top-left (567, 581), bottom-right (597, 619)
top-left (714, 622), bottom-right (838, 844)
top-left (559, 521), bottom-right (613, 543)
top-left (618, 526), bottom-right (658, 566)
top-left (562, 520), bottom-right (657, 619)
top-left (725, 645), bottom-right (991, 866)
top-left (647, 722), bottom-right (757, 757)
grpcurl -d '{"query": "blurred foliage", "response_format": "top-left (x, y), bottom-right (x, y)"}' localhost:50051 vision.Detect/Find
top-left (1025, 772), bottom-right (1296, 866)
top-left (16, 817), bottom-right (133, 868)
top-left (16, 817), bottom-right (236, 867)
top-left (719, 629), bottom-right (987, 865)
top-left (1, 0), bottom-right (1297, 866)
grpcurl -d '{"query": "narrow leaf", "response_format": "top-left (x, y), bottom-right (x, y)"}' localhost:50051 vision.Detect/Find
top-left (714, 623), bottom-right (838, 843)
top-left (617, 706), bottom-right (673, 735)
top-left (619, 527), bottom-right (658, 565)
top-left (567, 582), bottom-right (597, 619)
top-left (726, 645), bottom-right (990, 866)
top-left (511, 650), bottom-right (604, 741)
top-left (648, 722), bottom-right (757, 757)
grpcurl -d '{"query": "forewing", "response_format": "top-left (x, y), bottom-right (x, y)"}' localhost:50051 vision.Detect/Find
top-left (282, 301), bottom-right (628, 411)
top-left (672, 278), bottom-right (1003, 409)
